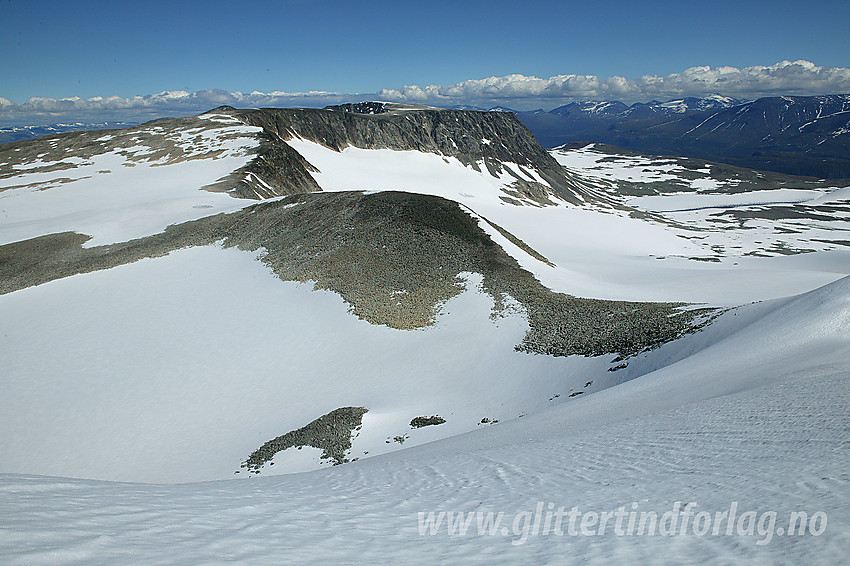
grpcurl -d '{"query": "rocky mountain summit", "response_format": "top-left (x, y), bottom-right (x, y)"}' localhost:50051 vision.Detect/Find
top-left (224, 102), bottom-right (586, 204)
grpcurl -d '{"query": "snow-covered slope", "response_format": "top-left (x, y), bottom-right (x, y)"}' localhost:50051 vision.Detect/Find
top-left (0, 113), bottom-right (261, 246)
top-left (550, 143), bottom-right (850, 301)
top-left (1, 244), bottom-right (615, 483)
top-left (4, 104), bottom-right (846, 304)
top-left (0, 106), bottom-right (710, 484)
top-left (1, 105), bottom-right (848, 564)
top-left (286, 136), bottom-right (850, 304)
top-left (2, 273), bottom-right (847, 564)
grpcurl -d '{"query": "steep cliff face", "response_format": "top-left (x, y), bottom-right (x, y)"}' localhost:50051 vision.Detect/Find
top-left (206, 103), bottom-right (585, 204)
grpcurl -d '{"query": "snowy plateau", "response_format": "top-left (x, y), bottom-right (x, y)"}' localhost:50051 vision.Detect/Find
top-left (0, 104), bottom-right (848, 565)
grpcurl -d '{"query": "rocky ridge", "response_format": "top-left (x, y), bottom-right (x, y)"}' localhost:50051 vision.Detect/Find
top-left (0, 190), bottom-right (711, 358)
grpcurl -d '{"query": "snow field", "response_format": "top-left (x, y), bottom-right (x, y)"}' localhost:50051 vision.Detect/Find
top-left (1, 273), bottom-right (847, 564)
top-left (0, 119), bottom-right (262, 247)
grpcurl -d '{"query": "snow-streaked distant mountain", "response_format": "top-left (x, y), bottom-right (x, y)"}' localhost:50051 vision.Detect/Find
top-left (652, 94), bottom-right (741, 113)
top-left (518, 94), bottom-right (850, 178)
top-left (550, 100), bottom-right (630, 116)
top-left (1, 103), bottom-right (848, 564)
top-left (549, 94), bottom-right (742, 118)
top-left (448, 104), bottom-right (520, 113)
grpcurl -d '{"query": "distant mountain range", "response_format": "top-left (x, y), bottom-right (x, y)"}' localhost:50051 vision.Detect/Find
top-left (510, 94), bottom-right (850, 179)
top-left (550, 94), bottom-right (744, 118)
top-left (0, 121), bottom-right (136, 145)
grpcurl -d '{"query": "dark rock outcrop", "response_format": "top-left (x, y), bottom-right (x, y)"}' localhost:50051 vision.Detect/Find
top-left (242, 407), bottom-right (368, 472)
top-left (410, 416), bottom-right (446, 428)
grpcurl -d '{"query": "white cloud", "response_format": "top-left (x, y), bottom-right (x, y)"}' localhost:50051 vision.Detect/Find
top-left (378, 60), bottom-right (850, 107)
top-left (2, 60), bottom-right (849, 126)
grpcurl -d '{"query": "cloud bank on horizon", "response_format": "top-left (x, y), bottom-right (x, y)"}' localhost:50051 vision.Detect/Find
top-left (2, 60), bottom-right (849, 126)
top-left (379, 60), bottom-right (850, 105)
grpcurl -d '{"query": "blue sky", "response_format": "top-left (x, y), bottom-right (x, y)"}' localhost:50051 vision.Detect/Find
top-left (2, 0), bottom-right (849, 124)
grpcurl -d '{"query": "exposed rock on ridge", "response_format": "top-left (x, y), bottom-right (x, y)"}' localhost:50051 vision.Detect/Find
top-left (0, 191), bottom-right (709, 358)
top-left (242, 406), bottom-right (369, 473)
